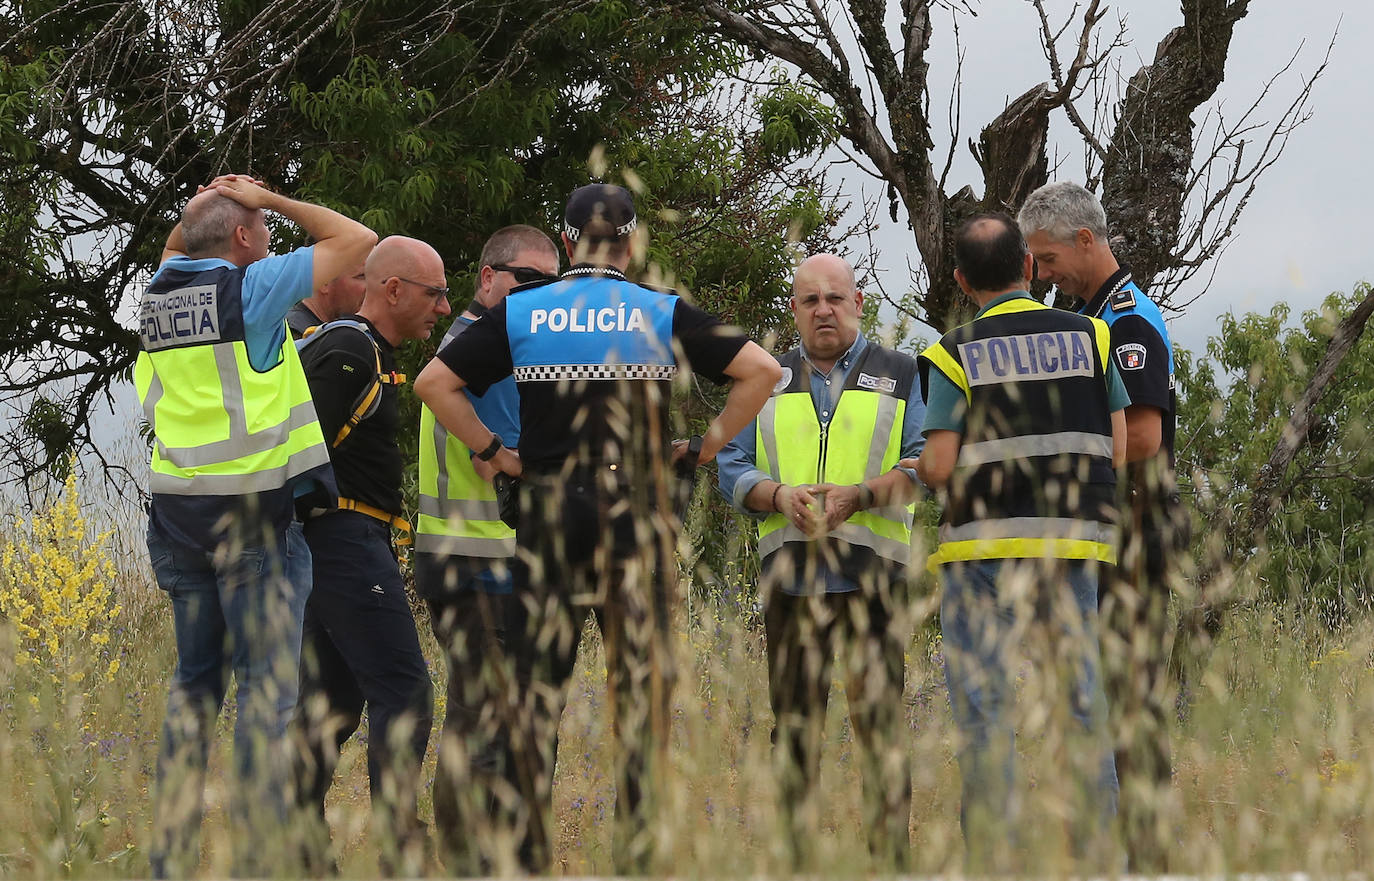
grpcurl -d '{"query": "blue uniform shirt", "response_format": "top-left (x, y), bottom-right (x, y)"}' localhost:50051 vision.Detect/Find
top-left (717, 331), bottom-right (927, 594)
top-left (151, 248), bottom-right (316, 372)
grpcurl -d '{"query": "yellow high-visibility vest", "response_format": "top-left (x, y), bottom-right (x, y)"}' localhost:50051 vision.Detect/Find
top-left (415, 402), bottom-right (514, 558)
top-left (755, 345), bottom-right (915, 567)
top-left (135, 263), bottom-right (332, 497)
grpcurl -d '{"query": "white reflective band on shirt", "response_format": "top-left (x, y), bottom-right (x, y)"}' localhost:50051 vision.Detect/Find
top-left (414, 533), bottom-right (516, 557)
top-left (758, 520), bottom-right (911, 564)
top-left (149, 443), bottom-right (332, 495)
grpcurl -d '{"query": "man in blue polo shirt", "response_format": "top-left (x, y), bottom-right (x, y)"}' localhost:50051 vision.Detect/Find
top-left (414, 184), bottom-right (781, 873)
top-left (138, 174), bottom-right (375, 878)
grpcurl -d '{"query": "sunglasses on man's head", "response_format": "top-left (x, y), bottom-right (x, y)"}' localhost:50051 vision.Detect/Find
top-left (491, 264), bottom-right (557, 285)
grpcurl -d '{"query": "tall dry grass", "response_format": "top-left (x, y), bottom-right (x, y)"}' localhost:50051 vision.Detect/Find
top-left (2, 469), bottom-right (1374, 876)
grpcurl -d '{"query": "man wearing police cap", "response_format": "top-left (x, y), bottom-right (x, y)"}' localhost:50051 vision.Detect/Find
top-left (415, 183), bottom-right (781, 872)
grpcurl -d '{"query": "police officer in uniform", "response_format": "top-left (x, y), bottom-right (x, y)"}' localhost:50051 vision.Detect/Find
top-left (286, 263), bottom-right (368, 339)
top-left (291, 235), bottom-right (451, 875)
top-left (414, 183), bottom-right (781, 872)
top-left (136, 174), bottom-right (375, 878)
top-left (912, 213), bottom-right (1128, 871)
top-left (413, 224), bottom-right (559, 873)
top-left (1020, 181), bottom-right (1186, 871)
top-left (717, 253), bottom-right (924, 870)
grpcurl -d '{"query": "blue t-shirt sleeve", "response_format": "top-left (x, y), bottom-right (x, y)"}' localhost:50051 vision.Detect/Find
top-left (241, 246), bottom-right (316, 371)
top-left (895, 378), bottom-right (927, 483)
top-left (715, 419), bottom-right (770, 517)
top-left (921, 368), bottom-right (968, 435)
top-left (1106, 360), bottom-right (1131, 412)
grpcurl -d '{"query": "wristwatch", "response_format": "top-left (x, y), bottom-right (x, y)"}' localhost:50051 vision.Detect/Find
top-left (475, 433), bottom-right (503, 461)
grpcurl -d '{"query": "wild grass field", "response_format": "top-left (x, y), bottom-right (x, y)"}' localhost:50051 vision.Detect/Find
top-left (3, 468), bottom-right (1374, 878)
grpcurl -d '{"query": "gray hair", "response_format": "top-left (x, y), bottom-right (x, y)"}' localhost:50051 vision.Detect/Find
top-left (475, 224), bottom-right (559, 292)
top-left (1017, 181), bottom-right (1108, 244)
top-left (181, 193), bottom-right (258, 257)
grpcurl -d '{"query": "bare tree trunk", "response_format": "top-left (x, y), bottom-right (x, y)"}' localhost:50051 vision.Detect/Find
top-left (694, 0), bottom-right (1258, 330)
top-left (1103, 0), bottom-right (1252, 294)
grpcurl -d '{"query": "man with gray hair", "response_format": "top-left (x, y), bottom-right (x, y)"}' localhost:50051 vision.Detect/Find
top-left (1019, 180), bottom-right (1187, 872)
top-left (138, 174), bottom-right (375, 878)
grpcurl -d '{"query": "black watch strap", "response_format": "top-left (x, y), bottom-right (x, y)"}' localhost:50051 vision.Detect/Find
top-left (475, 434), bottom-right (503, 461)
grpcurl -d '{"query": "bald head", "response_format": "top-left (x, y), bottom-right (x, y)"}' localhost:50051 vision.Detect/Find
top-left (790, 253), bottom-right (863, 367)
top-left (181, 190), bottom-right (261, 258)
top-left (360, 235), bottom-right (450, 345)
top-left (365, 235), bottom-right (443, 282)
top-left (793, 253), bottom-right (856, 293)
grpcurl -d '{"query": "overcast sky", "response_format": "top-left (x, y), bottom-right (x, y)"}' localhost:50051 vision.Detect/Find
top-left (844, 0), bottom-right (1368, 356)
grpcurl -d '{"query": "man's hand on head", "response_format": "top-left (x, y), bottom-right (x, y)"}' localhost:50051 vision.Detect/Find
top-left (206, 175), bottom-right (280, 211)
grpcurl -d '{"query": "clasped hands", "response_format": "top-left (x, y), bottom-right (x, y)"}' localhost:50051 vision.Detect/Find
top-left (774, 482), bottom-right (865, 537)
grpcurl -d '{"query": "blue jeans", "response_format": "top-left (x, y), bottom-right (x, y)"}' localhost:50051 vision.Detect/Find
top-left (146, 515), bottom-right (312, 878)
top-left (940, 558), bottom-right (1118, 870)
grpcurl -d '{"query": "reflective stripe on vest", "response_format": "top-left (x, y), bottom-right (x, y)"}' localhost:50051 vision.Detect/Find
top-left (136, 326), bottom-right (331, 496)
top-left (755, 355), bottom-right (913, 566)
top-left (415, 402), bottom-right (515, 558)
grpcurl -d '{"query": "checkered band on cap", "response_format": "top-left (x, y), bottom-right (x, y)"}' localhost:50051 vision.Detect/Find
top-left (563, 183), bottom-right (637, 242)
top-left (564, 216), bottom-right (637, 242)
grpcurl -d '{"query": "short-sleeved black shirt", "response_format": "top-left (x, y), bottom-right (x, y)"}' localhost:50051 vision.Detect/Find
top-left (299, 315), bottom-right (404, 515)
top-left (437, 266), bottom-right (748, 474)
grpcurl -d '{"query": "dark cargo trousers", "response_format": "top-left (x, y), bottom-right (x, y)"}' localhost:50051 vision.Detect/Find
top-left (291, 511), bottom-right (434, 875)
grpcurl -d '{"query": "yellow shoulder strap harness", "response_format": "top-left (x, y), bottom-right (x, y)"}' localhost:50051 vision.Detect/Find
top-left (298, 320), bottom-right (407, 447)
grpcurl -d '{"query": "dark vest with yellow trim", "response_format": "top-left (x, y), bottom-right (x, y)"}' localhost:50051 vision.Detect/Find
top-left (755, 344), bottom-right (917, 589)
top-left (918, 296), bottom-right (1117, 567)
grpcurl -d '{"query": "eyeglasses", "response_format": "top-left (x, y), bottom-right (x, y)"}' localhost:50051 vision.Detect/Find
top-left (395, 276), bottom-right (450, 299)
top-left (490, 264), bottom-right (557, 285)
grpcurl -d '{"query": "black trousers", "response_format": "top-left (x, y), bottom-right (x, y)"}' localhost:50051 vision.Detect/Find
top-left (292, 512), bottom-right (433, 874)
top-left (763, 584), bottom-right (912, 870)
top-left (504, 469), bottom-right (677, 874)
top-left (413, 552), bottom-right (515, 875)
top-left (1100, 488), bottom-right (1190, 873)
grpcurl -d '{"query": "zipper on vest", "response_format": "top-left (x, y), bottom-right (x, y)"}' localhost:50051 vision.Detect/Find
top-left (817, 421), bottom-right (829, 483)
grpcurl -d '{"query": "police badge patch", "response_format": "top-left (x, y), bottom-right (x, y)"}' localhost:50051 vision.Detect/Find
top-left (856, 372), bottom-right (897, 393)
top-left (1116, 342), bottom-right (1147, 371)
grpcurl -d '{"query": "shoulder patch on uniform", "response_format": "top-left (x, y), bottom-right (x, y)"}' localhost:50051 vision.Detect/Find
top-left (1110, 288), bottom-right (1137, 312)
top-left (856, 372), bottom-right (897, 393)
top-left (1116, 342), bottom-right (1147, 371)
top-left (773, 366), bottom-right (793, 394)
